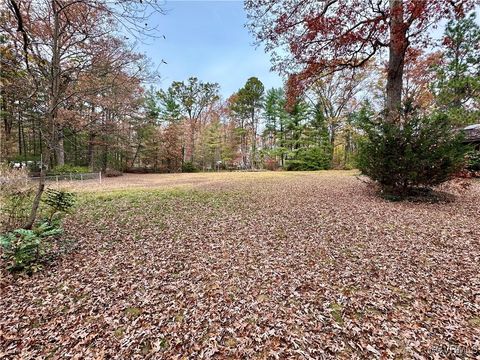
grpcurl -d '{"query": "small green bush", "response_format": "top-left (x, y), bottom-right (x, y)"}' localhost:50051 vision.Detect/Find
top-left (356, 111), bottom-right (466, 197)
top-left (49, 165), bottom-right (89, 175)
top-left (181, 161), bottom-right (198, 173)
top-left (285, 147), bottom-right (331, 171)
top-left (43, 189), bottom-right (76, 221)
top-left (0, 221), bottom-right (63, 272)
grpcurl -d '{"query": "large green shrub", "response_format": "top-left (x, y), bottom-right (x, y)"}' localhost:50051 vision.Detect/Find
top-left (356, 112), bottom-right (466, 197)
top-left (285, 146), bottom-right (331, 171)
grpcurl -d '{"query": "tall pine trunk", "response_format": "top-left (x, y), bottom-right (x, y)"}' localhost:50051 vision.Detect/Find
top-left (250, 109), bottom-right (257, 169)
top-left (189, 117), bottom-right (196, 162)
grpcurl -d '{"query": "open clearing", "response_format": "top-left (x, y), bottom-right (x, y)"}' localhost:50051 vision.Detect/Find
top-left (1, 171), bottom-right (479, 358)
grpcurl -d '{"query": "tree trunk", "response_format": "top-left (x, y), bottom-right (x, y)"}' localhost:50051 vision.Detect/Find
top-left (280, 121), bottom-right (284, 167)
top-left (23, 148), bottom-right (49, 230)
top-left (190, 119), bottom-right (196, 162)
top-left (32, 116), bottom-right (37, 156)
top-left (88, 131), bottom-right (95, 169)
top-left (48, 0), bottom-right (62, 167)
top-left (131, 143), bottom-right (141, 167)
top-left (452, 40), bottom-right (462, 109)
top-left (251, 133), bottom-right (256, 170)
top-left (23, 169), bottom-right (45, 230)
top-left (2, 100), bottom-right (13, 161)
top-left (55, 128), bottom-right (65, 166)
top-left (386, 0), bottom-right (408, 122)
top-left (102, 143), bottom-right (108, 172)
top-left (241, 133), bottom-right (247, 168)
top-left (21, 118), bottom-right (27, 162)
top-left (250, 108), bottom-right (257, 169)
top-left (329, 122), bottom-right (336, 157)
top-left (18, 113), bottom-right (22, 156)
top-left (73, 131), bottom-right (78, 165)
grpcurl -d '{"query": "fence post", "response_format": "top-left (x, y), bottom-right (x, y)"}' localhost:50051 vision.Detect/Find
top-left (70, 173), bottom-right (72, 181)
top-left (80, 174), bottom-right (83, 181)
top-left (99, 171), bottom-right (102, 184)
top-left (56, 175), bottom-right (59, 184)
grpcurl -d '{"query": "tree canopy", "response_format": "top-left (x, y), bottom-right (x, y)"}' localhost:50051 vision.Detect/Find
top-left (245, 0), bottom-right (478, 120)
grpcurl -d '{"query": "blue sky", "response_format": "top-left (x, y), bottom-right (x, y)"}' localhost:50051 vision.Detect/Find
top-left (139, 0), bottom-right (283, 98)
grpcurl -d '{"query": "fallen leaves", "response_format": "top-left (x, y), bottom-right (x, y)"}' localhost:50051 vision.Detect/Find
top-left (1, 171), bottom-right (479, 358)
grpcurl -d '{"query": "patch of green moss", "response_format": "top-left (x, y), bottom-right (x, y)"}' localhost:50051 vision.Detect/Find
top-left (125, 307), bottom-right (142, 318)
top-left (114, 327), bottom-right (125, 338)
top-left (330, 302), bottom-right (344, 325)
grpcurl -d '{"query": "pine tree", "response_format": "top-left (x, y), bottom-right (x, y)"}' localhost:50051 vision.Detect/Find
top-left (434, 12), bottom-right (480, 125)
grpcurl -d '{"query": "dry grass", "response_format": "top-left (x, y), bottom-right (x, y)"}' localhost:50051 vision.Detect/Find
top-left (63, 170), bottom-right (359, 192)
top-left (1, 171), bottom-right (479, 359)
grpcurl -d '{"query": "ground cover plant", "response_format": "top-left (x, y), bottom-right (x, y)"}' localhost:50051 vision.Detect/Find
top-left (1, 171), bottom-right (479, 358)
top-left (0, 188), bottom-right (76, 273)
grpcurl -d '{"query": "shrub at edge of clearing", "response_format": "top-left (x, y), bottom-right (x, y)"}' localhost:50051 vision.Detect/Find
top-left (356, 110), bottom-right (466, 198)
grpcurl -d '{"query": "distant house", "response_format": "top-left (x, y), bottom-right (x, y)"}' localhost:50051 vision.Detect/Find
top-left (462, 124), bottom-right (480, 150)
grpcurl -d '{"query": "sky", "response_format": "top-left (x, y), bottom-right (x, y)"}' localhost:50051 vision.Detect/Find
top-left (139, 2), bottom-right (479, 99)
top-left (139, 0), bottom-right (283, 98)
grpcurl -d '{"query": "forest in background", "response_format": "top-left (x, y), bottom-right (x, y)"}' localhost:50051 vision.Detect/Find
top-left (1, 2), bottom-right (479, 175)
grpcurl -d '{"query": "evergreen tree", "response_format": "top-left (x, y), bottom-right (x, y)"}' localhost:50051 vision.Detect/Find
top-left (230, 77), bottom-right (265, 169)
top-left (434, 12), bottom-right (480, 125)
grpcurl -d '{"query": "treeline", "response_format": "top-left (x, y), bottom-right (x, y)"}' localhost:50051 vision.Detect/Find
top-left (134, 75), bottom-right (359, 173)
top-left (1, 3), bottom-right (479, 174)
top-left (0, 0), bottom-right (160, 173)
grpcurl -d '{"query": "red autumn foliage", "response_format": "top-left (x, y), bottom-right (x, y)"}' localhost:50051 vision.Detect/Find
top-left (246, 0), bottom-right (477, 114)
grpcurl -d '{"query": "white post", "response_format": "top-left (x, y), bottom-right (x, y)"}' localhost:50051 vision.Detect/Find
top-left (80, 174), bottom-right (83, 181)
top-left (56, 175), bottom-right (59, 184)
top-left (99, 171), bottom-right (102, 184)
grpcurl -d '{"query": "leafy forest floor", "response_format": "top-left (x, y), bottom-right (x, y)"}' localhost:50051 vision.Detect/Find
top-left (1, 171), bottom-right (479, 358)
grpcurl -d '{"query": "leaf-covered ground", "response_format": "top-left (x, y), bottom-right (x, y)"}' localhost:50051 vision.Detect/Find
top-left (1, 171), bottom-right (479, 359)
